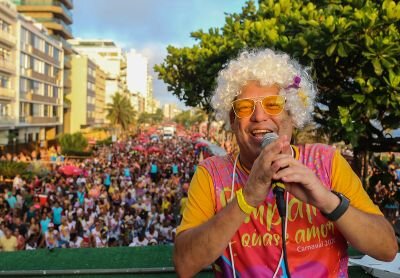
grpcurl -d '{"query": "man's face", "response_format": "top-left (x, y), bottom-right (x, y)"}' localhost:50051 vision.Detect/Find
top-left (5, 228), bottom-right (12, 238)
top-left (230, 81), bottom-right (293, 167)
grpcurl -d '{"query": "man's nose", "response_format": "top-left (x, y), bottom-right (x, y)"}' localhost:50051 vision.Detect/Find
top-left (250, 100), bottom-right (267, 121)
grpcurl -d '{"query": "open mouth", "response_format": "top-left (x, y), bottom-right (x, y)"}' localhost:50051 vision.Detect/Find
top-left (251, 129), bottom-right (273, 139)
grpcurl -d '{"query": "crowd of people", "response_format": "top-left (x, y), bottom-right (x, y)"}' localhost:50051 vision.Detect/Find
top-left (0, 134), bottom-right (200, 251)
top-left (368, 155), bottom-right (400, 224)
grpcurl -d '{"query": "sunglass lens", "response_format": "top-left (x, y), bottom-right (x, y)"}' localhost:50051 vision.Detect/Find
top-left (233, 99), bottom-right (254, 118)
top-left (262, 96), bottom-right (284, 115)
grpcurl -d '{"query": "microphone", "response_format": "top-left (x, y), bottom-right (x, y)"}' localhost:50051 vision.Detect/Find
top-left (261, 132), bottom-right (286, 217)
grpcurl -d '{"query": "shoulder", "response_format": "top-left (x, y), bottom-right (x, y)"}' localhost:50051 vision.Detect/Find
top-left (199, 155), bottom-right (232, 169)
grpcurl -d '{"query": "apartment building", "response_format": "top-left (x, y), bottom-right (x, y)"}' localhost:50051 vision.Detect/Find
top-left (95, 66), bottom-right (105, 126)
top-left (68, 39), bottom-right (126, 106)
top-left (64, 55), bottom-right (94, 133)
top-left (17, 15), bottom-right (64, 145)
top-left (0, 0), bottom-right (17, 145)
top-left (12, 0), bottom-right (73, 41)
top-left (13, 0), bottom-right (74, 133)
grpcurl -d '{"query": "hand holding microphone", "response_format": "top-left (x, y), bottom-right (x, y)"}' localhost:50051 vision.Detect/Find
top-left (261, 132), bottom-right (290, 217)
top-left (261, 133), bottom-right (288, 192)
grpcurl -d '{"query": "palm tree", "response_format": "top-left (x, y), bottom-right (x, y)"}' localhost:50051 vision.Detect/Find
top-left (106, 92), bottom-right (136, 137)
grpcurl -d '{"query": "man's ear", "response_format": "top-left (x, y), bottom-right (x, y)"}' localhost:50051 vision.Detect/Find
top-left (229, 109), bottom-right (235, 127)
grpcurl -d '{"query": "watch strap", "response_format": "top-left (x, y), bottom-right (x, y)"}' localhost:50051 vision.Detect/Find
top-left (321, 191), bottom-right (350, 221)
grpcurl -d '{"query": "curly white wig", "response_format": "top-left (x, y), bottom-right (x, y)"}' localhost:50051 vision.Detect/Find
top-left (212, 49), bottom-right (317, 130)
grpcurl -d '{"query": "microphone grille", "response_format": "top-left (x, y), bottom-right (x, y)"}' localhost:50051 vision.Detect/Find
top-left (261, 132), bottom-right (278, 148)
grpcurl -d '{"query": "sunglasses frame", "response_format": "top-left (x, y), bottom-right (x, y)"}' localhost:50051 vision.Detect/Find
top-left (231, 95), bottom-right (286, 119)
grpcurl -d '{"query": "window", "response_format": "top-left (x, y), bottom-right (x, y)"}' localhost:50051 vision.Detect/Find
top-left (20, 103), bottom-right (29, 117)
top-left (0, 47), bottom-right (10, 62)
top-left (44, 63), bottom-right (51, 76)
top-left (53, 87), bottom-right (58, 98)
top-left (0, 103), bottom-right (9, 117)
top-left (0, 20), bottom-right (10, 33)
top-left (44, 84), bottom-right (49, 97)
top-left (33, 35), bottom-right (43, 51)
top-left (20, 78), bottom-right (27, 93)
top-left (53, 48), bottom-right (60, 62)
top-left (52, 106), bottom-right (58, 117)
top-left (31, 103), bottom-right (41, 116)
top-left (20, 28), bottom-right (30, 45)
top-left (33, 59), bottom-right (44, 74)
top-left (44, 105), bottom-right (49, 117)
top-left (0, 74), bottom-right (9, 88)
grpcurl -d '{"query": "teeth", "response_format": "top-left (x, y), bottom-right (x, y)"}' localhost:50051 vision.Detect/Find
top-left (251, 129), bottom-right (270, 137)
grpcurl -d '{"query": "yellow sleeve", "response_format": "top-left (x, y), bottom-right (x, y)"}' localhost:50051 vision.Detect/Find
top-left (176, 166), bottom-right (216, 235)
top-left (331, 151), bottom-right (382, 215)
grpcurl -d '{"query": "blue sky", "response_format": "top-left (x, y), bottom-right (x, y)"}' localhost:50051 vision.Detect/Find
top-left (73, 0), bottom-right (246, 107)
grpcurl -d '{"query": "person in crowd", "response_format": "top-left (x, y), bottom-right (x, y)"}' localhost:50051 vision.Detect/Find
top-left (15, 227), bottom-right (26, 250)
top-left (173, 49), bottom-right (398, 277)
top-left (69, 232), bottom-right (83, 248)
top-left (129, 231), bottom-right (149, 247)
top-left (0, 227), bottom-right (18, 252)
top-left (44, 223), bottom-right (57, 250)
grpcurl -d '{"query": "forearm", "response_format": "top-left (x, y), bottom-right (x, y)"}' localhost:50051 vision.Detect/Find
top-left (335, 206), bottom-right (398, 261)
top-left (174, 197), bottom-right (247, 277)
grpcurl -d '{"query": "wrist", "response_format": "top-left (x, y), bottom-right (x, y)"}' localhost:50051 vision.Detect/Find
top-left (236, 188), bottom-right (256, 214)
top-left (320, 191), bottom-right (341, 214)
top-left (321, 191), bottom-right (350, 221)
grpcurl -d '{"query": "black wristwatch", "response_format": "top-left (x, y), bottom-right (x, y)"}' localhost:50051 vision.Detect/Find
top-left (321, 191), bottom-right (350, 221)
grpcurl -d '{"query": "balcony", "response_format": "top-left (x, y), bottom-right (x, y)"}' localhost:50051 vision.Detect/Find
top-left (64, 55), bottom-right (71, 69)
top-left (54, 36), bottom-right (73, 54)
top-left (0, 115), bottom-right (16, 126)
top-left (23, 92), bottom-right (59, 104)
top-left (20, 116), bottom-right (59, 124)
top-left (60, 0), bottom-right (73, 9)
top-left (30, 70), bottom-right (57, 84)
top-left (0, 30), bottom-right (16, 47)
top-left (21, 43), bottom-right (32, 53)
top-left (63, 77), bottom-right (71, 88)
top-left (0, 87), bottom-right (15, 100)
top-left (17, 1), bottom-right (73, 24)
top-left (32, 47), bottom-right (59, 65)
top-left (0, 2), bottom-right (18, 19)
top-left (0, 59), bottom-right (16, 74)
top-left (42, 19), bottom-right (73, 39)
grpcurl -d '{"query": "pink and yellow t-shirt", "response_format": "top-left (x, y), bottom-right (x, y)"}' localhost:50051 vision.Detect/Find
top-left (178, 144), bottom-right (381, 277)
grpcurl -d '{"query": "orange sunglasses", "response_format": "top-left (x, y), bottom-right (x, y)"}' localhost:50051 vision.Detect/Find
top-left (231, 95), bottom-right (286, 118)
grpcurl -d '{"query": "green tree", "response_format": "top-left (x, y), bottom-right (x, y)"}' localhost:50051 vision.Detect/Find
top-left (153, 108), bottom-right (164, 124)
top-left (137, 112), bottom-right (152, 125)
top-left (155, 0), bottom-right (400, 175)
top-left (106, 92), bottom-right (136, 134)
top-left (174, 109), bottom-right (206, 128)
top-left (137, 109), bottom-right (164, 125)
top-left (58, 132), bottom-right (88, 154)
top-left (174, 110), bottom-right (192, 128)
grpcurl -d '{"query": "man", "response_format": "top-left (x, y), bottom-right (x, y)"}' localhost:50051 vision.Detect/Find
top-left (174, 49), bottom-right (398, 277)
top-left (0, 227), bottom-right (18, 252)
top-left (52, 202), bottom-right (63, 229)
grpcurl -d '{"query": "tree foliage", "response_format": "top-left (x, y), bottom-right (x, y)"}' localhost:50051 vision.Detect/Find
top-left (137, 108), bottom-right (164, 125)
top-left (58, 132), bottom-right (88, 154)
top-left (155, 0), bottom-right (400, 152)
top-left (106, 92), bottom-right (136, 131)
top-left (173, 109), bottom-right (207, 128)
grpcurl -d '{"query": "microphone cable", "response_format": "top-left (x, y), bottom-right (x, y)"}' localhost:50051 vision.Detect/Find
top-left (273, 183), bottom-right (291, 278)
top-left (261, 132), bottom-right (293, 277)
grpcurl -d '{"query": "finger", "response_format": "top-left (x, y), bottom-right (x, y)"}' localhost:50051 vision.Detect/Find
top-left (273, 165), bottom-right (306, 182)
top-left (270, 155), bottom-right (298, 173)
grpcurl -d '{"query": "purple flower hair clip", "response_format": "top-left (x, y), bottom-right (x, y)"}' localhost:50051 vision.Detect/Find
top-left (285, 76), bottom-right (301, 90)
